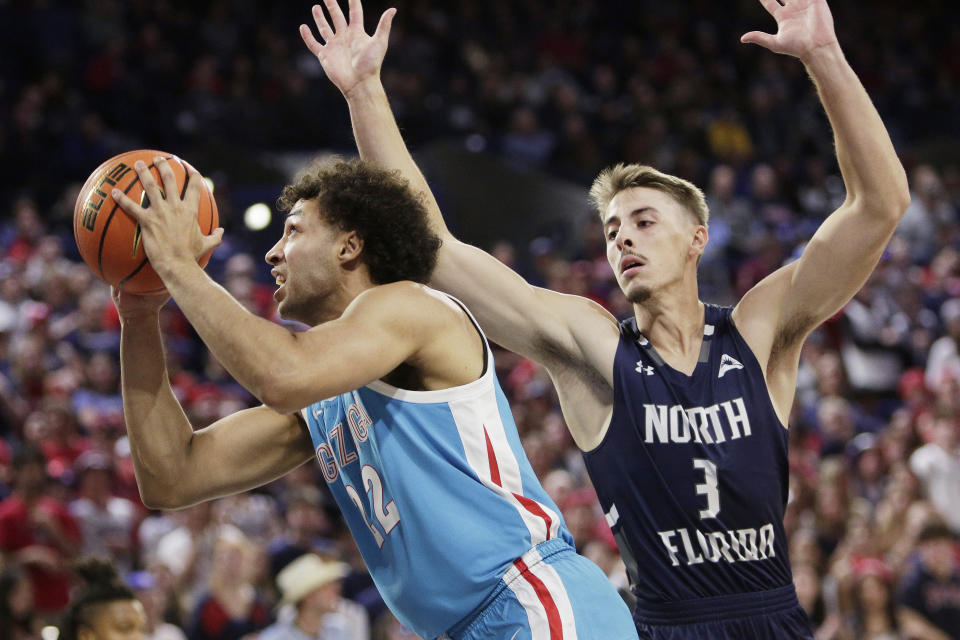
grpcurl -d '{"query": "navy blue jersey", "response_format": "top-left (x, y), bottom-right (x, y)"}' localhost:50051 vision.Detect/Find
top-left (583, 305), bottom-right (796, 613)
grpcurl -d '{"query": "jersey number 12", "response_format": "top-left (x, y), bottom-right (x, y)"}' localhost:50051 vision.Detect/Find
top-left (345, 465), bottom-right (401, 548)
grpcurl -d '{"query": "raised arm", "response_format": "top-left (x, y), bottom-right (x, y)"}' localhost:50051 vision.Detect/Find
top-left (112, 159), bottom-right (488, 414)
top-left (298, 0), bottom-right (619, 374)
top-left (732, 0), bottom-right (910, 400)
top-left (115, 289), bottom-right (313, 510)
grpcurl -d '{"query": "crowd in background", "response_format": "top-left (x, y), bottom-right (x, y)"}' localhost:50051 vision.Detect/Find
top-left (1, 0), bottom-right (959, 639)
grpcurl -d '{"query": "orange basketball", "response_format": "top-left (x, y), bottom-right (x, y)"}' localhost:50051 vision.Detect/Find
top-left (73, 149), bottom-right (219, 294)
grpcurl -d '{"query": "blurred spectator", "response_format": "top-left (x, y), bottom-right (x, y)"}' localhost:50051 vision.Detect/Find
top-left (68, 450), bottom-right (141, 574)
top-left (898, 166), bottom-right (956, 265)
top-left (909, 409), bottom-right (960, 534)
top-left (831, 558), bottom-right (901, 640)
top-left (0, 566), bottom-right (37, 640)
top-left (38, 398), bottom-right (91, 480)
top-left (150, 503), bottom-right (219, 613)
top-left (0, 444), bottom-right (80, 617)
top-left (500, 106), bottom-right (556, 170)
top-left (926, 298), bottom-right (960, 395)
top-left (128, 570), bottom-right (188, 640)
top-left (71, 350), bottom-right (124, 434)
top-left (267, 486), bottom-right (334, 578)
top-left (0, 440), bottom-right (11, 501)
top-left (897, 523), bottom-right (960, 640)
top-left (370, 611), bottom-right (420, 640)
top-left (260, 553), bottom-right (369, 640)
top-left (212, 493), bottom-right (281, 549)
top-left (840, 278), bottom-right (909, 398)
top-left (847, 433), bottom-right (889, 507)
top-left (61, 288), bottom-right (121, 356)
top-left (185, 526), bottom-right (271, 640)
top-left (793, 562), bottom-right (827, 630)
top-left (558, 488), bottom-right (602, 552)
top-left (223, 253), bottom-right (275, 319)
top-left (1, 198), bottom-right (44, 266)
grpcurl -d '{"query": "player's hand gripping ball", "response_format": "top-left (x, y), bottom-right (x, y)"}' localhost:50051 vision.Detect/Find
top-left (74, 149), bottom-right (219, 294)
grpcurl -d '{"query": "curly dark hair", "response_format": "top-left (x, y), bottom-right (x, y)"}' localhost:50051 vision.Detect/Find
top-left (60, 557), bottom-right (137, 640)
top-left (276, 158), bottom-right (441, 285)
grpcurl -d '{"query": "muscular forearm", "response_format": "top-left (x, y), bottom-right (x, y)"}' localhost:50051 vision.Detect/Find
top-left (344, 79), bottom-right (453, 239)
top-left (152, 262), bottom-right (300, 407)
top-left (120, 314), bottom-right (197, 505)
top-left (804, 45), bottom-right (909, 214)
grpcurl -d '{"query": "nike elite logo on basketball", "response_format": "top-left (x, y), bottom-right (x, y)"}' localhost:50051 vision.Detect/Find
top-left (643, 397), bottom-right (751, 445)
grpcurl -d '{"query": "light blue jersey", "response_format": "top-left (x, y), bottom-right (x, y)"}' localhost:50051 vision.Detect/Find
top-left (299, 303), bottom-right (574, 639)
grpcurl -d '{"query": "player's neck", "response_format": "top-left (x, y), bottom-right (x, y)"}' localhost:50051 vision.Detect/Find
top-left (633, 282), bottom-right (704, 354)
top-left (305, 270), bottom-right (377, 326)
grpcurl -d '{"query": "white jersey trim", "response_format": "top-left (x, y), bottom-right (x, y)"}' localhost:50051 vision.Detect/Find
top-left (364, 356), bottom-right (494, 403)
top-left (364, 291), bottom-right (496, 404)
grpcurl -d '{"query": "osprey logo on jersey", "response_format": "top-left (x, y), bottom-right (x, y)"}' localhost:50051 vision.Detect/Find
top-left (718, 354), bottom-right (744, 378)
top-left (635, 361), bottom-right (654, 376)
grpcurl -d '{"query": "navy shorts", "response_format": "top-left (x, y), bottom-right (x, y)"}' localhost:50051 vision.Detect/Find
top-left (633, 585), bottom-right (814, 640)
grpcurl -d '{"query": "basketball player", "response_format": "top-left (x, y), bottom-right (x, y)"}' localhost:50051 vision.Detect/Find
top-left (110, 158), bottom-right (637, 640)
top-left (302, 0), bottom-right (910, 637)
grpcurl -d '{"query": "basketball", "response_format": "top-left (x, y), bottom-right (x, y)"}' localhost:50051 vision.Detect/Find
top-left (73, 149), bottom-right (219, 294)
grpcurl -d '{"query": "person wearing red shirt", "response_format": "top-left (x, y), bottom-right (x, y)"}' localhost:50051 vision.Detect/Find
top-left (0, 444), bottom-right (81, 617)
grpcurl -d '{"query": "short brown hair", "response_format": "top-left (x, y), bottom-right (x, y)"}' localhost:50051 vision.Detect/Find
top-left (589, 163), bottom-right (709, 226)
top-left (277, 158), bottom-right (440, 285)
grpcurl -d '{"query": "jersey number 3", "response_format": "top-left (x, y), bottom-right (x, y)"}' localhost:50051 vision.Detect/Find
top-left (693, 459), bottom-right (720, 519)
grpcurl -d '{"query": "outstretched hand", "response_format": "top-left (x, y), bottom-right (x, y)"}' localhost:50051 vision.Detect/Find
top-left (300, 0), bottom-right (396, 98)
top-left (741, 0), bottom-right (839, 61)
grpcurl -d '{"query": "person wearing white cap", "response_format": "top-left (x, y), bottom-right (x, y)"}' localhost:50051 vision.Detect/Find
top-left (259, 554), bottom-right (369, 640)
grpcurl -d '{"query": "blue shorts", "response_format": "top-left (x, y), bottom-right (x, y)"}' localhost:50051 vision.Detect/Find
top-left (447, 539), bottom-right (638, 640)
top-left (632, 585), bottom-right (814, 640)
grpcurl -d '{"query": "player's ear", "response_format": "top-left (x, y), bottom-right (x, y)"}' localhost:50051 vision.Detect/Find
top-left (690, 224), bottom-right (708, 258)
top-left (338, 230), bottom-right (364, 263)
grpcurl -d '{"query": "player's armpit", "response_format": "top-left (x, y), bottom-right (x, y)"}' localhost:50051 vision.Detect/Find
top-left (141, 406), bottom-right (313, 510)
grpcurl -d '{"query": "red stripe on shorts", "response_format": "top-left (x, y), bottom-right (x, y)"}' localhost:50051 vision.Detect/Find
top-left (513, 493), bottom-right (553, 540)
top-left (513, 557), bottom-right (564, 639)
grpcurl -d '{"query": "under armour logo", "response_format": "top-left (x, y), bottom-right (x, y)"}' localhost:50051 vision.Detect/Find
top-left (718, 354), bottom-right (743, 378)
top-left (635, 361), bottom-right (654, 376)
